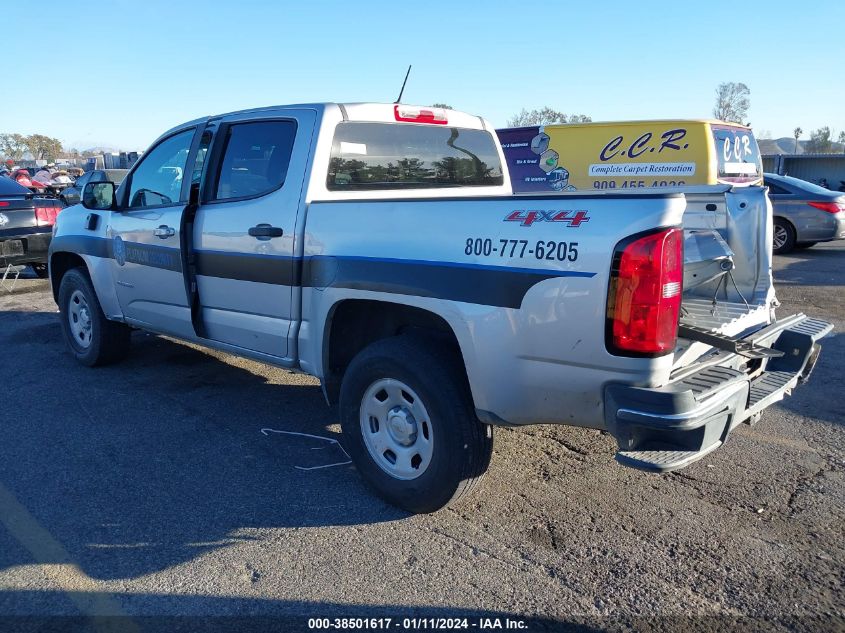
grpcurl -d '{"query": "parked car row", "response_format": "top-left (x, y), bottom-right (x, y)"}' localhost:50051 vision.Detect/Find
top-left (0, 176), bottom-right (64, 277)
top-left (0, 164), bottom-right (128, 208)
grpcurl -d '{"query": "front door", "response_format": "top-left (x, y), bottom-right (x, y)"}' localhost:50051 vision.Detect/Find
top-left (108, 127), bottom-right (197, 339)
top-left (191, 111), bottom-right (314, 358)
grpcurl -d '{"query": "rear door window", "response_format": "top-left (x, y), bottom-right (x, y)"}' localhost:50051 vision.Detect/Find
top-left (327, 122), bottom-right (504, 190)
top-left (213, 120), bottom-right (297, 201)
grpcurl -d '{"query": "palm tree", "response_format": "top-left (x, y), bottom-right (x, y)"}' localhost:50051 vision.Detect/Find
top-left (793, 127), bottom-right (803, 154)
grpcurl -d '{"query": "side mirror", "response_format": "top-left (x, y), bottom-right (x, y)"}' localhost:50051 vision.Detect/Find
top-left (82, 181), bottom-right (116, 210)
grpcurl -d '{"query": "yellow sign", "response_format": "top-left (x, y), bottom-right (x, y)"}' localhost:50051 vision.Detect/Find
top-left (498, 120), bottom-right (763, 193)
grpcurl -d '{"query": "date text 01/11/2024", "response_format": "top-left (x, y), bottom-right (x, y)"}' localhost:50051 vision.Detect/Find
top-left (465, 238), bottom-right (579, 262)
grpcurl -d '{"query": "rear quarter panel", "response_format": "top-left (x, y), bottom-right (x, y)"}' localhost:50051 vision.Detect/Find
top-left (299, 193), bottom-right (686, 428)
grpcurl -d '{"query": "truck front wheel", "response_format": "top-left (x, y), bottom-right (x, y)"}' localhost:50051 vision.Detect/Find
top-left (58, 267), bottom-right (131, 366)
top-left (339, 335), bottom-right (493, 513)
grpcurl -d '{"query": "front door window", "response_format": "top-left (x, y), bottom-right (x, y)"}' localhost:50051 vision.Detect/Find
top-left (127, 130), bottom-right (194, 208)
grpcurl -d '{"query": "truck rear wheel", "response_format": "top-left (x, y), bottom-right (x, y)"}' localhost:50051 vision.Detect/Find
top-left (58, 267), bottom-right (131, 366)
top-left (339, 335), bottom-right (493, 513)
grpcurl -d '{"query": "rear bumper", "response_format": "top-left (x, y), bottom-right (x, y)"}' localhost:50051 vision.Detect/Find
top-left (604, 314), bottom-right (833, 472)
top-left (801, 211), bottom-right (845, 242)
top-left (0, 230), bottom-right (52, 266)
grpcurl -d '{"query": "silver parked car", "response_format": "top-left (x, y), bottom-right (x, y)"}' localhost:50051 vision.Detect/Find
top-left (764, 173), bottom-right (845, 254)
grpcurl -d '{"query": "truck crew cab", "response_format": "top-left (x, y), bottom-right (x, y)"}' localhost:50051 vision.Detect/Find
top-left (49, 103), bottom-right (832, 513)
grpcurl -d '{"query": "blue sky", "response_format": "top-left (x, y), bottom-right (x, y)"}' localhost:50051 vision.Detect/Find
top-left (4, 0), bottom-right (844, 150)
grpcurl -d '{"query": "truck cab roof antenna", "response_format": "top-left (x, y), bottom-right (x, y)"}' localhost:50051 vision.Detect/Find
top-left (394, 65), bottom-right (412, 104)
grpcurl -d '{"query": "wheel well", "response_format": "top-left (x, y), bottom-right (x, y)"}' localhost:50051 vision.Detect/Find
top-left (50, 252), bottom-right (87, 302)
top-left (773, 216), bottom-right (794, 230)
top-left (323, 300), bottom-right (464, 405)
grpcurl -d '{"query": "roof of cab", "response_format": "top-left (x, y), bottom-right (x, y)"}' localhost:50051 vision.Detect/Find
top-left (155, 102), bottom-right (488, 144)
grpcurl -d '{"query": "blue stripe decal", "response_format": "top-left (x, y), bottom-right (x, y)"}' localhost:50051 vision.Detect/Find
top-left (51, 235), bottom-right (597, 308)
top-left (306, 254), bottom-right (596, 278)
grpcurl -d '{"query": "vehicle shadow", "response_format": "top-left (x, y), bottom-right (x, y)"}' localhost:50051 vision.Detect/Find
top-left (774, 331), bottom-right (844, 427)
top-left (0, 591), bottom-right (585, 632)
top-left (0, 307), bottom-right (406, 582)
top-left (773, 244), bottom-right (845, 287)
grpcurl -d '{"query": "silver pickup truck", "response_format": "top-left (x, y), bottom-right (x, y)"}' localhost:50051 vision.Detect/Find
top-left (48, 103), bottom-right (832, 513)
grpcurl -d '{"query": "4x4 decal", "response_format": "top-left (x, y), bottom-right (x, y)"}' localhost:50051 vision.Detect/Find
top-left (504, 210), bottom-right (589, 227)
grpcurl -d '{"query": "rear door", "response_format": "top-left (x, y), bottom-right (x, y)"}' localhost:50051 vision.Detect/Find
top-left (191, 110), bottom-right (315, 358)
top-left (108, 127), bottom-right (198, 338)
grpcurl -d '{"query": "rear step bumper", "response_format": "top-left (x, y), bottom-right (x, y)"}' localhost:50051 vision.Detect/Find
top-left (604, 314), bottom-right (832, 472)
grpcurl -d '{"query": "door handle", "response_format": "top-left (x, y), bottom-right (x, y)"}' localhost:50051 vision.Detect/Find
top-left (248, 224), bottom-right (284, 240)
top-left (153, 225), bottom-right (176, 239)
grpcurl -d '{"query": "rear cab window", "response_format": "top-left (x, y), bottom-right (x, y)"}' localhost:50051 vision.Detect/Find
top-left (327, 122), bottom-right (503, 190)
top-left (711, 125), bottom-right (763, 185)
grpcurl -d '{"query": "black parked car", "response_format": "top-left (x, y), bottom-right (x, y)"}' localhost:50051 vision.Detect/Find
top-left (60, 169), bottom-right (129, 207)
top-left (0, 176), bottom-right (64, 277)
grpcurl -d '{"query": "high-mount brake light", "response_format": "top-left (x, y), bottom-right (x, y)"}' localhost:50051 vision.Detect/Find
top-left (606, 227), bottom-right (684, 356)
top-left (393, 105), bottom-right (448, 125)
top-left (808, 201), bottom-right (845, 214)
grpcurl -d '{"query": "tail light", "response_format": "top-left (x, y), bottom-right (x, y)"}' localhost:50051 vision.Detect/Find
top-left (808, 201), bottom-right (845, 214)
top-left (607, 227), bottom-right (683, 356)
top-left (394, 105), bottom-right (448, 125)
top-left (35, 205), bottom-right (61, 226)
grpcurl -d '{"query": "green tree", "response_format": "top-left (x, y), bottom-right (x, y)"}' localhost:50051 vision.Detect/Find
top-left (506, 107), bottom-right (591, 127)
top-left (0, 133), bottom-right (29, 161)
top-left (805, 127), bottom-right (833, 153)
top-left (24, 134), bottom-right (64, 161)
top-left (793, 127), bottom-right (803, 154)
top-left (713, 82), bottom-right (750, 124)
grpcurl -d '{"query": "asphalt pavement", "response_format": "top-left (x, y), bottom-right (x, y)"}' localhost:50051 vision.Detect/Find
top-left (0, 243), bottom-right (842, 633)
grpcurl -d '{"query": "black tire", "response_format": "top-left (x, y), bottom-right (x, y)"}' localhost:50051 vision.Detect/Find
top-left (58, 267), bottom-right (131, 366)
top-left (795, 242), bottom-right (819, 249)
top-left (30, 263), bottom-right (49, 279)
top-left (773, 219), bottom-right (796, 255)
top-left (339, 334), bottom-right (493, 513)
